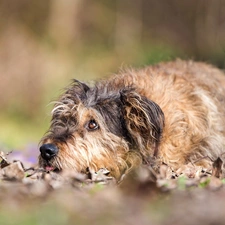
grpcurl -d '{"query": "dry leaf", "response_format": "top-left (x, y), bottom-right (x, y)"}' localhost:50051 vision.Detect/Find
top-left (2, 161), bottom-right (25, 180)
top-left (212, 157), bottom-right (223, 178)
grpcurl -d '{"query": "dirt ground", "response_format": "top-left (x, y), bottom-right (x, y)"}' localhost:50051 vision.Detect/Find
top-left (1, 151), bottom-right (225, 225)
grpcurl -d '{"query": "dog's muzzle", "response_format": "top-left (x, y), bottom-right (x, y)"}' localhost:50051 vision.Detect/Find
top-left (40, 143), bottom-right (59, 160)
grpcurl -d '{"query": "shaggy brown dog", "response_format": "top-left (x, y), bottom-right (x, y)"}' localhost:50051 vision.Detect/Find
top-left (39, 60), bottom-right (225, 180)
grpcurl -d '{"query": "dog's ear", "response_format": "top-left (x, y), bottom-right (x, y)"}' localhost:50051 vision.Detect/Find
top-left (120, 90), bottom-right (164, 158)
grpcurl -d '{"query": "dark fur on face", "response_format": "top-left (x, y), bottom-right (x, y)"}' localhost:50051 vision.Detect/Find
top-left (39, 79), bottom-right (164, 179)
top-left (39, 60), bottom-right (225, 180)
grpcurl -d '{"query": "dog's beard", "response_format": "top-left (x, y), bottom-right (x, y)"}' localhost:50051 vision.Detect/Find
top-left (39, 134), bottom-right (134, 179)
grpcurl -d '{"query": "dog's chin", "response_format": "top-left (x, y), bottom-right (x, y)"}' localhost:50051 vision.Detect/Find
top-left (40, 160), bottom-right (61, 173)
top-left (45, 165), bottom-right (61, 173)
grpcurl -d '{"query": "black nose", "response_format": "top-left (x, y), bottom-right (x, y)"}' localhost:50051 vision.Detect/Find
top-left (40, 143), bottom-right (59, 160)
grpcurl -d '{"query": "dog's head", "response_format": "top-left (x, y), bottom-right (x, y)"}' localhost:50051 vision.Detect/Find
top-left (39, 80), bottom-right (164, 180)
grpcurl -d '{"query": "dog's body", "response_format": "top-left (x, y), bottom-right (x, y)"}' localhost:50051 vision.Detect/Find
top-left (39, 60), bottom-right (225, 180)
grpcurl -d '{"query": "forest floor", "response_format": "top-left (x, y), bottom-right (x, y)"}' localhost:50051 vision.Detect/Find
top-left (1, 150), bottom-right (225, 225)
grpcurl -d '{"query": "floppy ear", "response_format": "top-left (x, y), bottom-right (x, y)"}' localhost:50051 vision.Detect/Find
top-left (120, 90), bottom-right (164, 159)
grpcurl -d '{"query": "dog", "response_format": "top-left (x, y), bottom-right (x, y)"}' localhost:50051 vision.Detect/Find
top-left (39, 60), bottom-right (225, 180)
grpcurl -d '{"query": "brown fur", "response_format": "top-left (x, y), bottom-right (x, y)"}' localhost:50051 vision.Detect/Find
top-left (39, 60), bottom-right (225, 180)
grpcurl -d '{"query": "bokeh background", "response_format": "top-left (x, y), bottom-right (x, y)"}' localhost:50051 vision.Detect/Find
top-left (0, 0), bottom-right (225, 153)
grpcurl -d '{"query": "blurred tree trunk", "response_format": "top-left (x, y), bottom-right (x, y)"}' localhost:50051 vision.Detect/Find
top-left (195, 0), bottom-right (224, 57)
top-left (48, 0), bottom-right (83, 48)
top-left (114, 0), bottom-right (143, 54)
top-left (195, 0), bottom-right (225, 63)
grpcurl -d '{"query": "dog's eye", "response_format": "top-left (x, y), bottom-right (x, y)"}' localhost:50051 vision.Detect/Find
top-left (87, 119), bottom-right (99, 131)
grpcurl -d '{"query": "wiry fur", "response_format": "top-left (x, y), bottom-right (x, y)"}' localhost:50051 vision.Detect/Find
top-left (39, 60), bottom-right (225, 180)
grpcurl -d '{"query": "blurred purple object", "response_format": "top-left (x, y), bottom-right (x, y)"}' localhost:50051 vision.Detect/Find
top-left (7, 143), bottom-right (39, 168)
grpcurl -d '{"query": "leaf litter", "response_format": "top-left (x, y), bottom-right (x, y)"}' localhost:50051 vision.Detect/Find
top-left (1, 151), bottom-right (225, 225)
